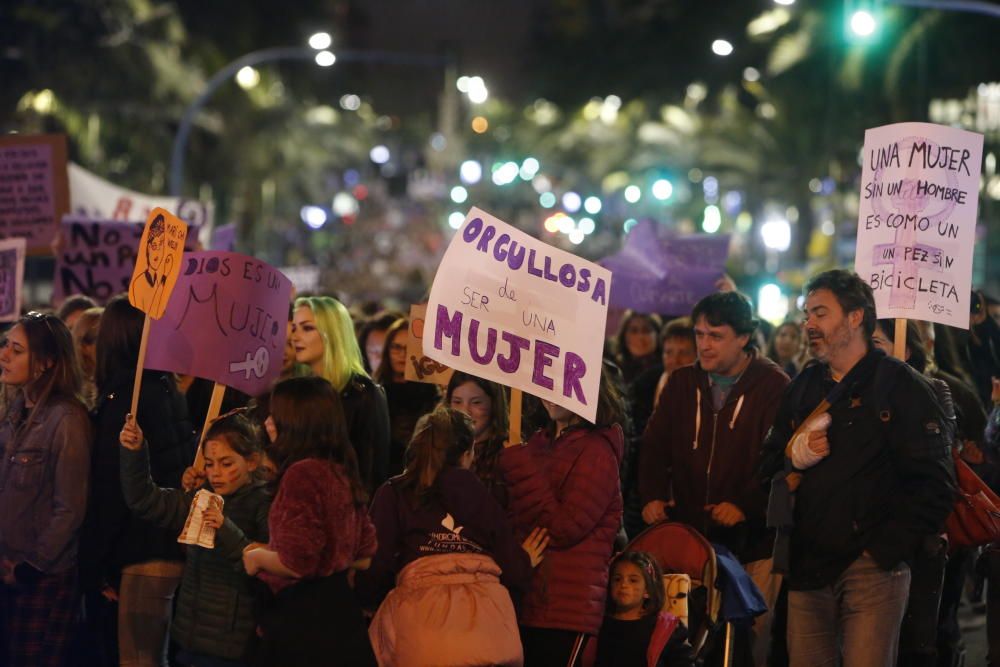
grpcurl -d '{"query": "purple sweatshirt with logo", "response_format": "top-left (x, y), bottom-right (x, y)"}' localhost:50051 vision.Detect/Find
top-left (359, 467), bottom-right (531, 606)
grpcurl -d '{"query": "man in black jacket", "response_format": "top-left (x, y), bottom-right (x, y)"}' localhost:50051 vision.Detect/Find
top-left (759, 270), bottom-right (955, 667)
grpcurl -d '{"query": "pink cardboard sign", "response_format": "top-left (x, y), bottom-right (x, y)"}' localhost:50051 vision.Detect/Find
top-left (0, 134), bottom-right (69, 252)
top-left (54, 218), bottom-right (200, 304)
top-left (145, 251), bottom-right (293, 397)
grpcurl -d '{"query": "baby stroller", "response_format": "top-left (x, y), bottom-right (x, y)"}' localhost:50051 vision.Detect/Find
top-left (626, 522), bottom-right (765, 667)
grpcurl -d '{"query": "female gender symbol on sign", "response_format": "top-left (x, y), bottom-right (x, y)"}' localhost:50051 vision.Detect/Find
top-left (870, 135), bottom-right (960, 311)
top-left (229, 346), bottom-right (270, 380)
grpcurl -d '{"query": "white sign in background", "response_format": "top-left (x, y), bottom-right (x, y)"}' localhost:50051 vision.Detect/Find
top-left (68, 163), bottom-right (213, 231)
top-left (0, 237), bottom-right (26, 322)
top-left (855, 122), bottom-right (983, 329)
top-left (423, 207), bottom-right (612, 422)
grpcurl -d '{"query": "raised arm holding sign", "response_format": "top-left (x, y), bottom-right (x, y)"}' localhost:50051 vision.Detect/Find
top-left (128, 208), bottom-right (188, 416)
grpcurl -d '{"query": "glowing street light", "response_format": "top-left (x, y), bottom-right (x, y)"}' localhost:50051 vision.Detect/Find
top-left (712, 39), bottom-right (734, 56)
top-left (460, 160), bottom-right (482, 185)
top-left (370, 145), bottom-right (390, 164)
top-left (169, 44), bottom-right (450, 197)
top-left (562, 192), bottom-right (582, 213)
top-left (450, 186), bottom-right (469, 204)
top-left (758, 283), bottom-right (789, 323)
top-left (300, 205), bottom-right (327, 229)
top-left (466, 76), bottom-right (488, 104)
top-left (761, 218), bottom-right (792, 251)
top-left (468, 85), bottom-right (488, 104)
top-left (702, 205), bottom-right (722, 233)
top-left (339, 94), bottom-right (361, 111)
top-left (624, 185), bottom-right (642, 203)
top-left (332, 192), bottom-right (359, 217)
top-left (235, 66), bottom-right (260, 89)
top-left (652, 179), bottom-right (674, 201)
top-left (308, 32), bottom-right (332, 50)
top-left (850, 10), bottom-right (877, 37)
top-left (314, 50), bottom-right (336, 67)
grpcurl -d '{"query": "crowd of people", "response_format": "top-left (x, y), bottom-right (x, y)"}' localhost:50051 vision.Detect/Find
top-left (3, 269), bottom-right (1000, 667)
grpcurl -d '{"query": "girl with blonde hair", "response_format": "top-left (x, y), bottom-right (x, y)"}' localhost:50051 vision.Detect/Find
top-left (290, 296), bottom-right (390, 491)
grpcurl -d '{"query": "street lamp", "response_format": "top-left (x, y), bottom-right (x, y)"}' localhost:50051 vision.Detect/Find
top-left (169, 44), bottom-right (450, 196)
top-left (849, 10), bottom-right (877, 37)
top-left (711, 39), bottom-right (734, 56)
top-left (308, 32), bottom-right (332, 50)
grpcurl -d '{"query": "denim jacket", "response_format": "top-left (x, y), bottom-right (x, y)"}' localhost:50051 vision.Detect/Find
top-left (0, 393), bottom-right (92, 573)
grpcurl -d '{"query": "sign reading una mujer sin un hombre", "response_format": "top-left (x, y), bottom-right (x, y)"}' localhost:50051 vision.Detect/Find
top-left (424, 207), bottom-right (612, 423)
top-left (855, 122), bottom-right (984, 329)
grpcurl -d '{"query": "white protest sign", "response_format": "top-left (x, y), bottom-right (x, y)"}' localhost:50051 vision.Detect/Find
top-left (279, 265), bottom-right (321, 295)
top-left (855, 122), bottom-right (983, 329)
top-left (423, 207), bottom-right (611, 422)
top-left (0, 238), bottom-right (27, 322)
top-left (69, 162), bottom-right (213, 229)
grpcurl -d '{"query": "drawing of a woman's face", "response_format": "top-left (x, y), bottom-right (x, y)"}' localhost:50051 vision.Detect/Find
top-left (146, 215), bottom-right (166, 271)
top-left (146, 234), bottom-right (164, 271)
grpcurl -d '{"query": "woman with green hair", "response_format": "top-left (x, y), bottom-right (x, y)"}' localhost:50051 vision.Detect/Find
top-left (290, 295), bottom-right (391, 491)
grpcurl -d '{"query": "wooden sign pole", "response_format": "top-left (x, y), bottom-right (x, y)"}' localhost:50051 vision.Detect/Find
top-left (126, 207), bottom-right (189, 423)
top-left (893, 318), bottom-right (908, 361)
top-left (130, 317), bottom-right (151, 416)
top-left (508, 388), bottom-right (523, 447)
top-left (192, 382), bottom-right (227, 471)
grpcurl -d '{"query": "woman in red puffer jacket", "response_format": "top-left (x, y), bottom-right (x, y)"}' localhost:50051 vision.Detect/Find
top-left (500, 366), bottom-right (625, 666)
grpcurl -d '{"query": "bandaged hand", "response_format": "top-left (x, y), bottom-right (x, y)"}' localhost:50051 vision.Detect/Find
top-left (790, 413), bottom-right (832, 470)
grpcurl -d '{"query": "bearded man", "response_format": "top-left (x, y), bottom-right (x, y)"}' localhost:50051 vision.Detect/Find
top-left (759, 269), bottom-right (955, 667)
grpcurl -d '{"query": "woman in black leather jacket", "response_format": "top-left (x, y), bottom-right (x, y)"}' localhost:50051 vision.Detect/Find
top-left (290, 295), bottom-right (390, 493)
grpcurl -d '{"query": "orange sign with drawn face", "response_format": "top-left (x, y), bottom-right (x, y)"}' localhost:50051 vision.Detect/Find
top-left (129, 207), bottom-right (187, 319)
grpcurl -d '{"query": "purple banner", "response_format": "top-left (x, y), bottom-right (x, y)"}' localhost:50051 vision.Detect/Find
top-left (145, 251), bottom-right (293, 397)
top-left (600, 221), bottom-right (730, 316)
top-left (211, 223), bottom-right (236, 251)
top-left (53, 218), bottom-right (200, 304)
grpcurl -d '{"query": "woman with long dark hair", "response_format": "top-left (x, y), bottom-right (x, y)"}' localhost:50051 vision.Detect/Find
top-left (362, 407), bottom-right (545, 666)
top-left (376, 317), bottom-right (440, 476)
top-left (444, 371), bottom-right (510, 507)
top-left (766, 320), bottom-right (805, 379)
top-left (77, 294), bottom-right (197, 667)
top-left (614, 311), bottom-right (663, 385)
top-left (358, 310), bottom-right (403, 376)
top-left (0, 311), bottom-right (92, 666)
top-left (243, 376), bottom-right (376, 667)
